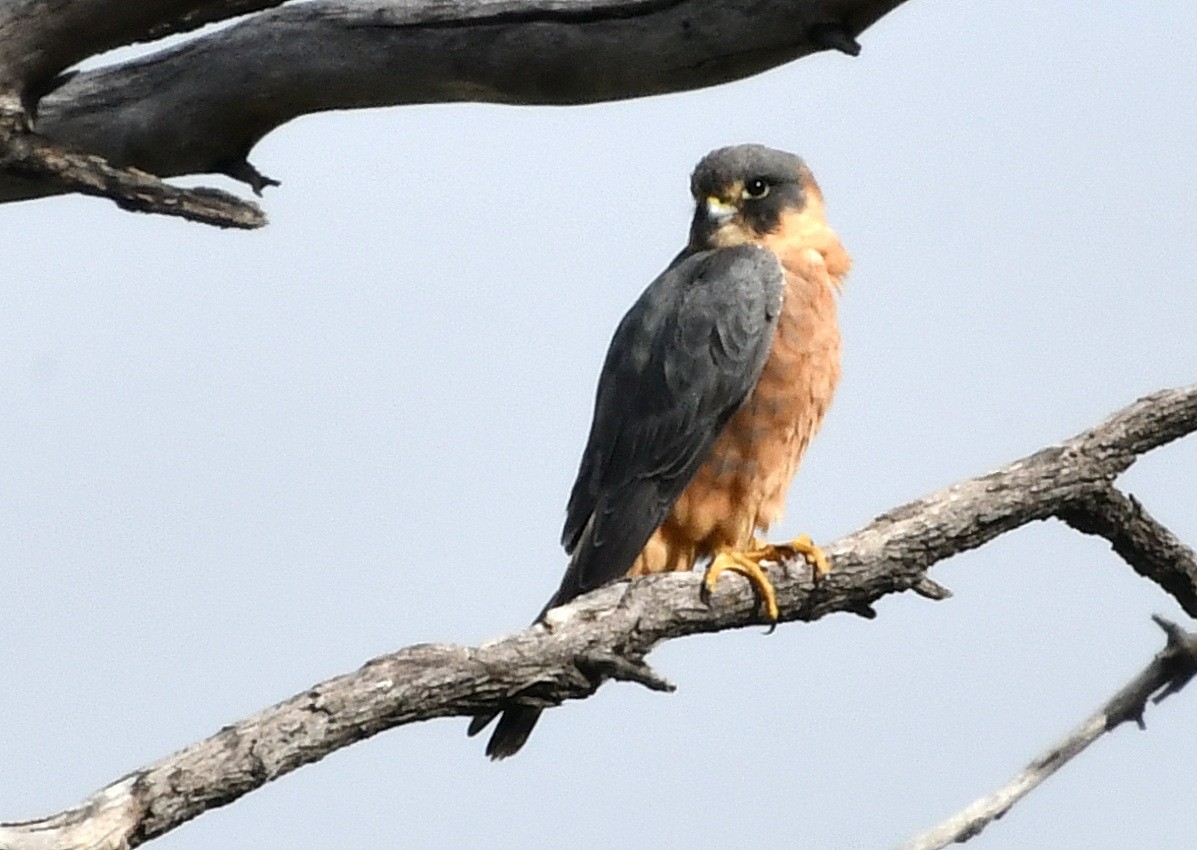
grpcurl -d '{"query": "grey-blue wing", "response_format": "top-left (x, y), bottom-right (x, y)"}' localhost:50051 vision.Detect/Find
top-left (469, 243), bottom-right (786, 760)
top-left (552, 243), bottom-right (784, 609)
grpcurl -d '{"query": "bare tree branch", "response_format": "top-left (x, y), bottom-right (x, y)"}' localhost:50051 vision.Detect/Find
top-left (0, 1), bottom-right (293, 226)
top-left (897, 615), bottom-right (1197, 850)
top-left (0, 0), bottom-right (909, 210)
top-left (1, 385), bottom-right (1194, 850)
top-left (0, 1), bottom-right (285, 114)
top-left (1060, 487), bottom-right (1197, 615)
top-left (0, 113), bottom-right (266, 228)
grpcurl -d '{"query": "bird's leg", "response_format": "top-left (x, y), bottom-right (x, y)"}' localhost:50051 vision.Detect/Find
top-left (702, 547), bottom-right (780, 622)
top-left (747, 534), bottom-right (831, 581)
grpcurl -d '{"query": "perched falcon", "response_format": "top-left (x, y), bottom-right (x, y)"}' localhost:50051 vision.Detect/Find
top-left (470, 144), bottom-right (851, 759)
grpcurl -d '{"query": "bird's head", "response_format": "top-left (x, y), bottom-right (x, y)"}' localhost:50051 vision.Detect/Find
top-left (687, 144), bottom-right (822, 251)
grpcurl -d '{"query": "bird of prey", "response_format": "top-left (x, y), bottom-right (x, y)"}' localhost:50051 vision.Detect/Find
top-left (470, 143), bottom-right (851, 759)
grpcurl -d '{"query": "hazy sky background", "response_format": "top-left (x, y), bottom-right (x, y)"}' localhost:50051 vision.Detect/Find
top-left (2, 1), bottom-right (1195, 848)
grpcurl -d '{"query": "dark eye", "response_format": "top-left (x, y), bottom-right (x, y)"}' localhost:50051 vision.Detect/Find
top-left (742, 178), bottom-right (770, 200)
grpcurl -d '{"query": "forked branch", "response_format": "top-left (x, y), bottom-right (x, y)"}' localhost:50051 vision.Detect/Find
top-left (1, 385), bottom-right (1195, 850)
top-left (0, 0), bottom-right (912, 223)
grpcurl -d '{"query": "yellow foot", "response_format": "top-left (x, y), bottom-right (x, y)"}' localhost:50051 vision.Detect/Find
top-left (748, 534), bottom-right (832, 581)
top-left (702, 548), bottom-right (780, 622)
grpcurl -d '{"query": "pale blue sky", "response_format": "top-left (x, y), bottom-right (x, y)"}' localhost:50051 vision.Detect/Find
top-left (2, 1), bottom-right (1195, 847)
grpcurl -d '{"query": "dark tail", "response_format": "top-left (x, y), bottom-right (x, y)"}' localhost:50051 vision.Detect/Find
top-left (467, 706), bottom-right (543, 760)
top-left (467, 549), bottom-right (582, 760)
top-left (469, 514), bottom-right (636, 759)
top-left (466, 589), bottom-right (561, 760)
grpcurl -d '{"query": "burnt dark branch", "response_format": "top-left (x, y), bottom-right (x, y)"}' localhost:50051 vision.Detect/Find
top-left (1, 0), bottom-right (911, 210)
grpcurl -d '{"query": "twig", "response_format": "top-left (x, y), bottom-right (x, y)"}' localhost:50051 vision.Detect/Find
top-left (897, 615), bottom-right (1197, 850)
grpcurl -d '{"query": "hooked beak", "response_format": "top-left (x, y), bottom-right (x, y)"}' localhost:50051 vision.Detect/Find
top-left (690, 195), bottom-right (741, 248)
top-left (705, 196), bottom-right (737, 225)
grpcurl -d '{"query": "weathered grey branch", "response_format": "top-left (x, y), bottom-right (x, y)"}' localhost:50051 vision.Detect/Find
top-left (0, 0), bottom-right (908, 212)
top-left (1, 385), bottom-right (1194, 850)
top-left (1060, 487), bottom-right (1197, 615)
top-left (0, 1), bottom-right (291, 225)
top-left (898, 615), bottom-right (1197, 850)
top-left (0, 1), bottom-right (285, 114)
top-left (0, 113), bottom-right (266, 228)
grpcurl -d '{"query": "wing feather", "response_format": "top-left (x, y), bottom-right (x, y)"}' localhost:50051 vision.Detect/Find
top-left (551, 244), bottom-right (784, 609)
